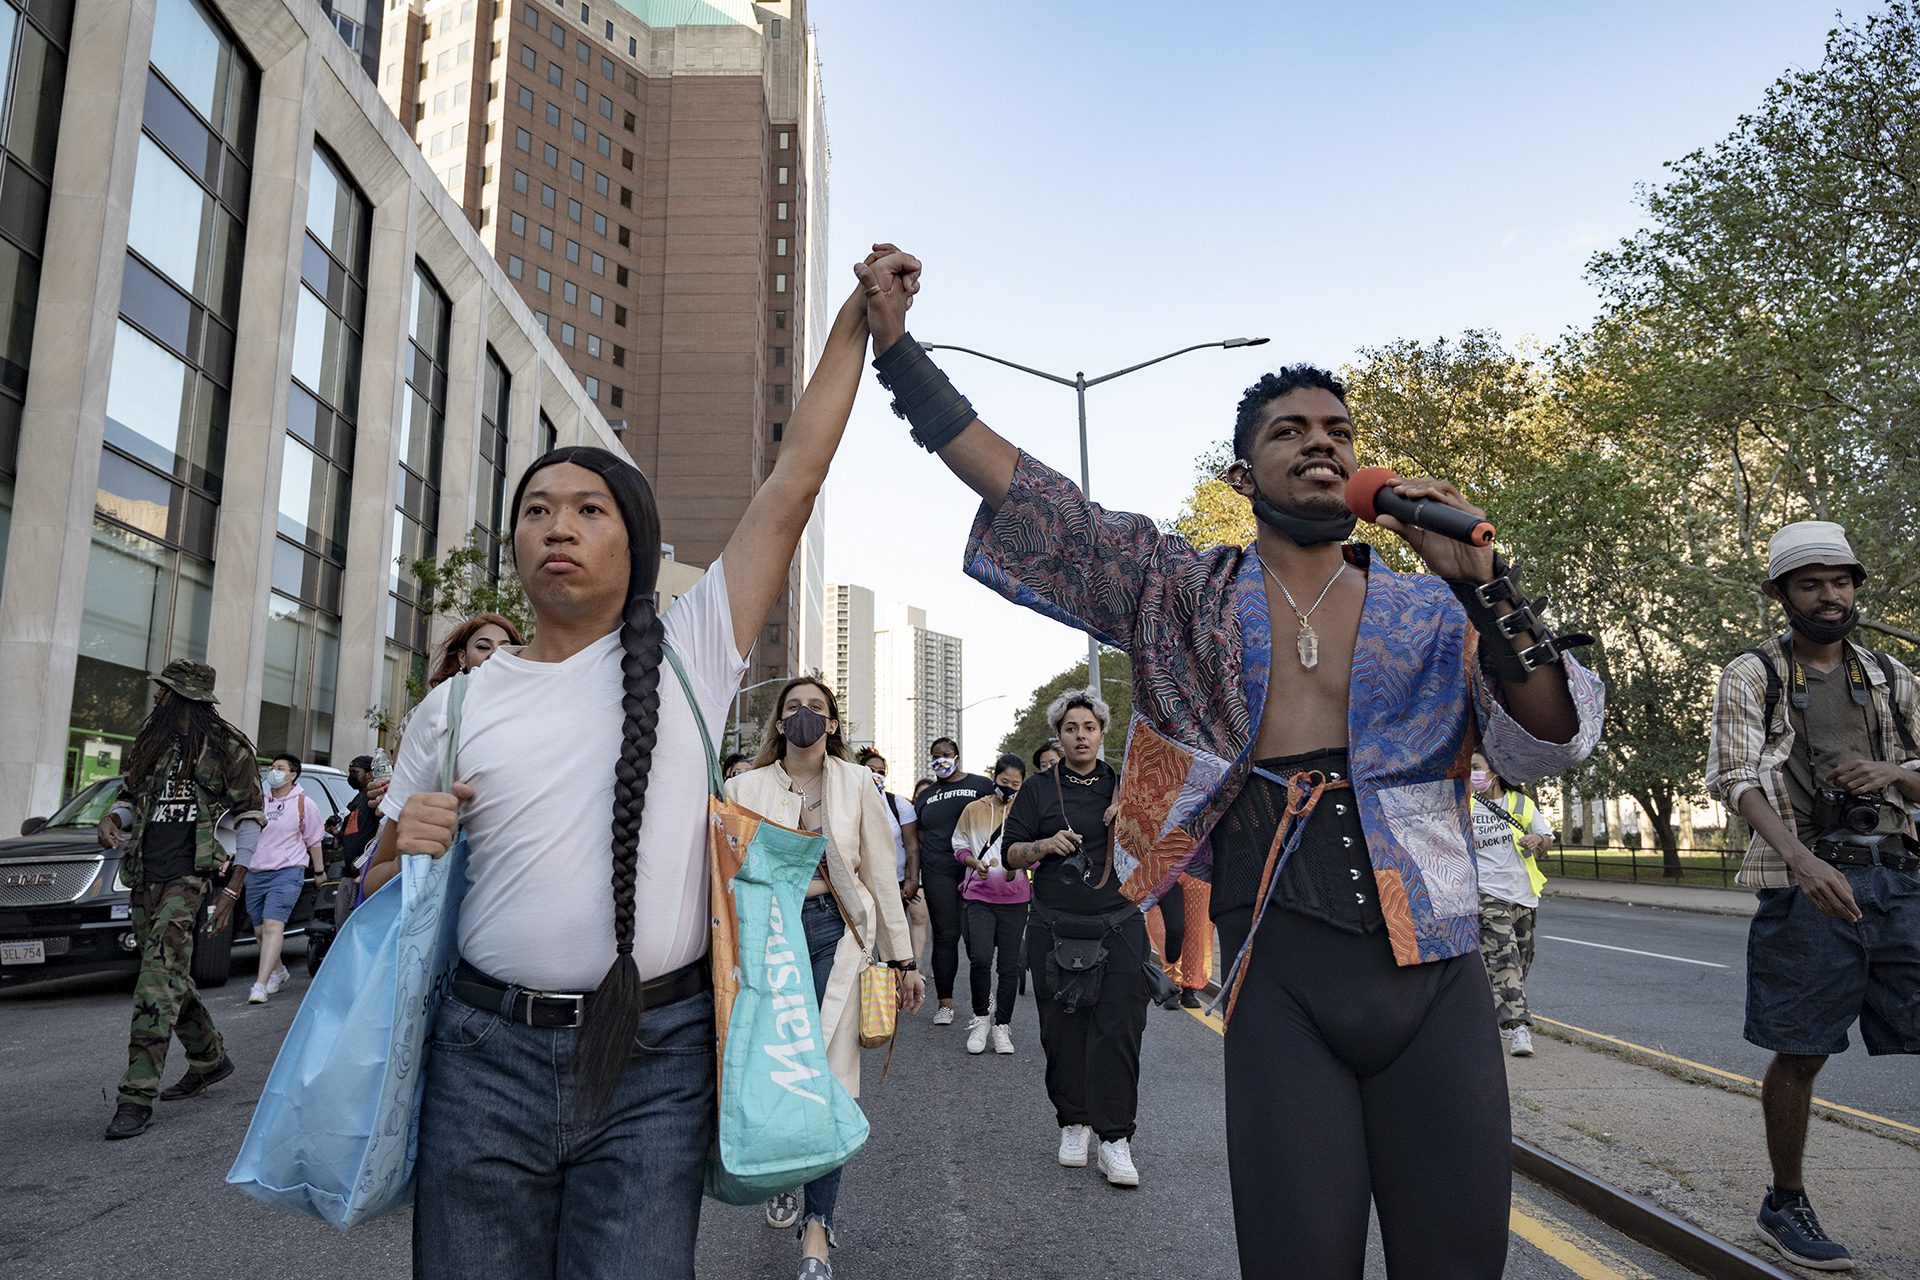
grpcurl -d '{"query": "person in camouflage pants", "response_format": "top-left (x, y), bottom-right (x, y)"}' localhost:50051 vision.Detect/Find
top-left (1478, 896), bottom-right (1537, 1030)
top-left (96, 660), bottom-right (265, 1140)
top-left (124, 878), bottom-right (226, 1104)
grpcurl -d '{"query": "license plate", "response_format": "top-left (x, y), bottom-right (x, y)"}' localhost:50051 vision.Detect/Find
top-left (0, 940), bottom-right (46, 965)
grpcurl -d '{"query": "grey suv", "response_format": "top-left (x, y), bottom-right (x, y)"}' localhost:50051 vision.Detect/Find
top-left (0, 766), bottom-right (356, 989)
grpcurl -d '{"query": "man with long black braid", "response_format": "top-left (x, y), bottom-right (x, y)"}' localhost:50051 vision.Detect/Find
top-left (373, 255), bottom-right (907, 1280)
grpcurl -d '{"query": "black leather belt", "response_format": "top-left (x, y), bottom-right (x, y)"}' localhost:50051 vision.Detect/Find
top-left (451, 958), bottom-right (710, 1030)
top-left (1811, 838), bottom-right (1919, 874)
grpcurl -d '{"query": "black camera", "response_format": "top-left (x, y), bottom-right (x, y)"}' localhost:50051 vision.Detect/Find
top-left (1814, 784), bottom-right (1884, 836)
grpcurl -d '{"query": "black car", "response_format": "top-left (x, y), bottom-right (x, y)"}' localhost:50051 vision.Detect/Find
top-left (0, 766), bottom-right (356, 989)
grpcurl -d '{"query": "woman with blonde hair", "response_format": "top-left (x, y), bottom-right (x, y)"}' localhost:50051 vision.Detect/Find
top-left (729, 676), bottom-right (926, 1278)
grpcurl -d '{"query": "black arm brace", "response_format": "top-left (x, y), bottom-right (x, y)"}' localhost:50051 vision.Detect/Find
top-left (1446, 557), bottom-right (1594, 683)
top-left (872, 334), bottom-right (976, 452)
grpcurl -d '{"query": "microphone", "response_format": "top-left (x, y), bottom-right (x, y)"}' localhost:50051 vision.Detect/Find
top-left (1345, 468), bottom-right (1496, 547)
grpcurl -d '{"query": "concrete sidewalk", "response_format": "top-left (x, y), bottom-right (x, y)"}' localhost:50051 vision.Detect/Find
top-left (1547, 875), bottom-right (1755, 918)
top-left (1511, 1022), bottom-right (1920, 1276)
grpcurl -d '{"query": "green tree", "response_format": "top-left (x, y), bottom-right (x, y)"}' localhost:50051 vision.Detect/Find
top-left (997, 648), bottom-right (1134, 761)
top-left (1167, 441), bottom-right (1255, 551)
top-left (408, 529), bottom-right (536, 639)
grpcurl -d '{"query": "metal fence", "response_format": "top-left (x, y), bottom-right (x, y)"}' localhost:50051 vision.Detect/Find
top-left (1539, 840), bottom-right (1745, 891)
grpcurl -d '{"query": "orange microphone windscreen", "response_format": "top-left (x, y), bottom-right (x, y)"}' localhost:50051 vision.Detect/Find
top-left (1344, 467), bottom-right (1399, 521)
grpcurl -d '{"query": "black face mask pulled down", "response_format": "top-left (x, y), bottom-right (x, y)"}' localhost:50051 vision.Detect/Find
top-left (783, 707), bottom-right (828, 748)
top-left (1248, 483), bottom-right (1356, 548)
top-left (1783, 599), bottom-right (1860, 646)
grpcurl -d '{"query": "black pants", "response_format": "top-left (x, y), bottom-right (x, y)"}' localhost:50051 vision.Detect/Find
top-left (922, 864), bottom-right (965, 1001)
top-left (965, 899), bottom-right (1027, 1022)
top-left (1160, 878), bottom-right (1189, 967)
top-left (1218, 906), bottom-right (1511, 1279)
top-left (1026, 913), bottom-right (1150, 1142)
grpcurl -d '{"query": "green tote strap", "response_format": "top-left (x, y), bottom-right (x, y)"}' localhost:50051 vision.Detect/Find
top-left (442, 672), bottom-right (468, 792)
top-left (663, 645), bottom-right (725, 797)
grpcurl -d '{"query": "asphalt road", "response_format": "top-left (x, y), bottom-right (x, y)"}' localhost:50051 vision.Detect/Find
top-left (1526, 897), bottom-right (1920, 1130)
top-left (1, 942), bottom-right (1695, 1279)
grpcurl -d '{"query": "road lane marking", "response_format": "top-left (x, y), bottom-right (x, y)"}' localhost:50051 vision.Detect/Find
top-left (1540, 935), bottom-right (1729, 968)
top-left (1509, 1203), bottom-right (1654, 1279)
top-left (1186, 1000), bottom-right (1658, 1277)
top-left (1532, 1015), bottom-right (1920, 1138)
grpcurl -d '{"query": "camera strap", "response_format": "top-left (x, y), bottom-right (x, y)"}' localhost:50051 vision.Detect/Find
top-left (1781, 635), bottom-right (1879, 764)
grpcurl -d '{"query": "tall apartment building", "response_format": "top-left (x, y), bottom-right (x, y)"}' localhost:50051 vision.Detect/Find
top-left (0, 0), bottom-right (626, 830)
top-left (826, 582), bottom-right (874, 747)
top-left (374, 0), bottom-right (829, 685)
top-left (872, 605), bottom-right (964, 777)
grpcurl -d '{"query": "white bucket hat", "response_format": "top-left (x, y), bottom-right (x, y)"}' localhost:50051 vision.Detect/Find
top-left (1766, 520), bottom-right (1864, 583)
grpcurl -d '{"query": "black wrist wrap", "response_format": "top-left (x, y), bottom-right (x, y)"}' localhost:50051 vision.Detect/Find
top-left (872, 334), bottom-right (975, 452)
top-left (1446, 556), bottom-right (1595, 683)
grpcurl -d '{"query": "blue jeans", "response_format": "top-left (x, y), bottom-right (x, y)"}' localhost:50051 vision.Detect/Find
top-left (412, 982), bottom-right (716, 1280)
top-left (798, 893), bottom-right (847, 1241)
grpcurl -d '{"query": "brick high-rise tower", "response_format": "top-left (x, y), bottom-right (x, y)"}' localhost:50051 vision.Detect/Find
top-left (377, 0), bottom-right (829, 683)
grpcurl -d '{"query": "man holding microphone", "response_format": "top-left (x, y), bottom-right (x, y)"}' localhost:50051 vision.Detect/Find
top-left (853, 246), bottom-right (1603, 1278)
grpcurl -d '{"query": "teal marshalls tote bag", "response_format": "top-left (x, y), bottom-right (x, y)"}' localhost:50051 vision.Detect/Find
top-left (662, 647), bottom-right (870, 1204)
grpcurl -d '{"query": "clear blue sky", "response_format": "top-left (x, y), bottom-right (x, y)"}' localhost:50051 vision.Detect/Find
top-left (807, 0), bottom-right (1849, 763)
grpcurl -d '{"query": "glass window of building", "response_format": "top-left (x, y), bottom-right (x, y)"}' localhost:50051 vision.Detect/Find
top-left (477, 349), bottom-right (510, 578)
top-left (540, 411), bottom-right (557, 454)
top-left (264, 143), bottom-right (368, 763)
top-left (0, 0), bottom-right (76, 526)
top-left (383, 263), bottom-right (451, 735)
top-left (70, 0), bottom-right (253, 788)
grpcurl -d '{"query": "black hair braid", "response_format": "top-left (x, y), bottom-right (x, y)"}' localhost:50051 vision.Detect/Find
top-left (574, 591), bottom-right (667, 1122)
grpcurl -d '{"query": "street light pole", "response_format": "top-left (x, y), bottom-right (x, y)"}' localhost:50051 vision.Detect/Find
top-left (924, 337), bottom-right (1270, 700)
top-left (730, 675), bottom-right (787, 756)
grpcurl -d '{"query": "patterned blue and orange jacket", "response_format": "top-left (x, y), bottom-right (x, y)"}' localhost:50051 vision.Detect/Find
top-left (965, 453), bottom-right (1604, 967)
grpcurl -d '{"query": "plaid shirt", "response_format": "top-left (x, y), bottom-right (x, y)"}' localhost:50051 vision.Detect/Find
top-left (1705, 635), bottom-right (1920, 889)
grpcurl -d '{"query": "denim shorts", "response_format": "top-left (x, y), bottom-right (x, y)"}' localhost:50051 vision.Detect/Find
top-left (1745, 863), bottom-right (1920, 1057)
top-left (243, 865), bottom-right (305, 925)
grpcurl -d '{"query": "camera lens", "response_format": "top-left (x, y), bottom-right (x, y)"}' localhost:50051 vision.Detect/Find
top-left (1845, 798), bottom-right (1881, 833)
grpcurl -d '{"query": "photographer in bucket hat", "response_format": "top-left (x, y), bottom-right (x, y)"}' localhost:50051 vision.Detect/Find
top-left (96, 660), bottom-right (266, 1140)
top-left (1706, 521), bottom-right (1920, 1271)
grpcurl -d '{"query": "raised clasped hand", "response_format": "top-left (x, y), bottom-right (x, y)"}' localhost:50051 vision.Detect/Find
top-left (852, 243), bottom-right (920, 354)
top-left (396, 782), bottom-right (473, 858)
top-left (1371, 476), bottom-right (1498, 582)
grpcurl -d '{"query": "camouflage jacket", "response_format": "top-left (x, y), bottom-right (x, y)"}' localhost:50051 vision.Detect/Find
top-left (119, 725), bottom-right (266, 884)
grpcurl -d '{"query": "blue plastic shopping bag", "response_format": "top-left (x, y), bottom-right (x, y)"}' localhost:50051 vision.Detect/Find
top-left (227, 676), bottom-right (470, 1228)
top-left (662, 650), bottom-right (869, 1205)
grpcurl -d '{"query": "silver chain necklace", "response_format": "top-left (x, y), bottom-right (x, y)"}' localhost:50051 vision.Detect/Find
top-left (1256, 553), bottom-right (1346, 669)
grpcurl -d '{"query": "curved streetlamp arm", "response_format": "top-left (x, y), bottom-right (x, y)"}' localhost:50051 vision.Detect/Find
top-left (1084, 341), bottom-right (1235, 389)
top-left (920, 343), bottom-right (1076, 388)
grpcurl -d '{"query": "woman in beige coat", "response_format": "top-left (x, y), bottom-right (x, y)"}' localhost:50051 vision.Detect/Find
top-left (728, 676), bottom-right (924, 1280)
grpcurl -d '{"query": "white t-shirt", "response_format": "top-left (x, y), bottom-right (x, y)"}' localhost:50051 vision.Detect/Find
top-left (876, 788), bottom-right (917, 881)
top-left (1470, 793), bottom-right (1550, 908)
top-left (381, 565), bottom-right (746, 989)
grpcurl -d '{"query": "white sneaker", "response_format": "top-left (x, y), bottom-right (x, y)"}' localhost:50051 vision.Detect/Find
top-left (1098, 1138), bottom-right (1141, 1187)
top-left (1509, 1025), bottom-right (1535, 1057)
top-left (992, 1024), bottom-right (1014, 1055)
top-left (1056, 1123), bottom-right (1092, 1168)
top-left (265, 964), bottom-right (291, 995)
top-left (966, 1015), bottom-right (990, 1054)
top-left (247, 984), bottom-right (268, 1004)
top-left (932, 1006), bottom-right (954, 1026)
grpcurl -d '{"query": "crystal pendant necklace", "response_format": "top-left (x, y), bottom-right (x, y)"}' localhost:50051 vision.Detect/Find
top-left (1256, 553), bottom-right (1347, 669)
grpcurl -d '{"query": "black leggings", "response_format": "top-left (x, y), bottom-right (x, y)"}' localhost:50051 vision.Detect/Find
top-left (922, 865), bottom-right (964, 1001)
top-left (1160, 878), bottom-right (1188, 965)
top-left (1219, 906), bottom-right (1511, 1279)
top-left (965, 899), bottom-right (1026, 1022)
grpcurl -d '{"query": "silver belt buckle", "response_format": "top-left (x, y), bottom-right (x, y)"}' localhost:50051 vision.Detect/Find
top-left (524, 989), bottom-right (587, 1029)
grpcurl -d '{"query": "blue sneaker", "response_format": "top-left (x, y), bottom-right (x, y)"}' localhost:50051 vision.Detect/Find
top-left (1756, 1186), bottom-right (1853, 1271)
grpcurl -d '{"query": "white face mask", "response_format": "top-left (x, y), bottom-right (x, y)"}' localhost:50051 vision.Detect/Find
top-left (266, 770), bottom-right (289, 790)
top-left (931, 756), bottom-right (957, 780)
